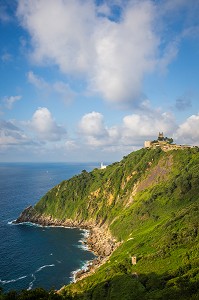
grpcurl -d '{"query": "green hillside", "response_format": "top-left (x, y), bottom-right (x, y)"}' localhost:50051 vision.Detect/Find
top-left (5, 148), bottom-right (199, 300)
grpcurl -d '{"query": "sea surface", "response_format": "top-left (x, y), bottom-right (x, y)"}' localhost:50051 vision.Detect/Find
top-left (0, 162), bottom-right (98, 292)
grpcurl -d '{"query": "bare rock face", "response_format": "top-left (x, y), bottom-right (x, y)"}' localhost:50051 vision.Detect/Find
top-left (15, 206), bottom-right (37, 223)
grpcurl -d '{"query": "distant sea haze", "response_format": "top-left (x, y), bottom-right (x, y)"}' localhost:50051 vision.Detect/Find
top-left (0, 162), bottom-right (97, 292)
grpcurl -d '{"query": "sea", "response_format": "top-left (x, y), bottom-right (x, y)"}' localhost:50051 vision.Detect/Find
top-left (0, 162), bottom-right (98, 293)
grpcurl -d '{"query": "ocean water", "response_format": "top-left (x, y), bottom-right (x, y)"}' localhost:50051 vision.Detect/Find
top-left (0, 162), bottom-right (98, 292)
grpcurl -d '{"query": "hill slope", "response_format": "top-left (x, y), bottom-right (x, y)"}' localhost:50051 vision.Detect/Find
top-left (16, 148), bottom-right (199, 299)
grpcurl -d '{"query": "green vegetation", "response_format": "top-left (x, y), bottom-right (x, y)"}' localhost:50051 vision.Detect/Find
top-left (3, 148), bottom-right (199, 299)
top-left (0, 287), bottom-right (61, 300)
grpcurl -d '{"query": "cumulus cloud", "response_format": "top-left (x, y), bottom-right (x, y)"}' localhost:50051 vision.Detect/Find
top-left (29, 107), bottom-right (66, 141)
top-left (78, 111), bottom-right (121, 147)
top-left (175, 113), bottom-right (199, 145)
top-left (17, 0), bottom-right (160, 105)
top-left (79, 111), bottom-right (107, 137)
top-left (3, 95), bottom-right (22, 109)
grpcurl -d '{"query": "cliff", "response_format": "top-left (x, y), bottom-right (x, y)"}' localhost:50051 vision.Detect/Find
top-left (16, 148), bottom-right (199, 299)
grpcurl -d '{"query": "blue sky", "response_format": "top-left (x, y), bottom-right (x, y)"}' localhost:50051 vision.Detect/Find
top-left (0, 0), bottom-right (199, 162)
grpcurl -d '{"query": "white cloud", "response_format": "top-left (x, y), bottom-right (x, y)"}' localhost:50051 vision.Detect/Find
top-left (17, 0), bottom-right (160, 105)
top-left (27, 71), bottom-right (49, 90)
top-left (78, 111), bottom-right (121, 147)
top-left (158, 39), bottom-right (179, 74)
top-left (79, 111), bottom-right (107, 137)
top-left (16, 0), bottom-right (199, 107)
top-left (175, 113), bottom-right (199, 145)
top-left (17, 0), bottom-right (95, 72)
top-left (27, 71), bottom-right (75, 103)
top-left (29, 107), bottom-right (66, 141)
top-left (0, 120), bottom-right (29, 146)
top-left (92, 1), bottom-right (159, 104)
top-left (3, 95), bottom-right (22, 109)
top-left (122, 111), bottom-right (176, 143)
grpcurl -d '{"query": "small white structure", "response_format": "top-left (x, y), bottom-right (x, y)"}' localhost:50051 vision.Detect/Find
top-left (100, 162), bottom-right (107, 169)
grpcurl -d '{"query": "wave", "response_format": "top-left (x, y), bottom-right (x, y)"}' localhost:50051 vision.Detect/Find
top-left (0, 275), bottom-right (27, 285)
top-left (35, 264), bottom-right (55, 273)
top-left (81, 229), bottom-right (90, 240)
top-left (27, 274), bottom-right (36, 291)
top-left (70, 260), bottom-right (91, 283)
top-left (76, 229), bottom-right (90, 251)
top-left (7, 220), bottom-right (16, 225)
top-left (27, 264), bottom-right (55, 290)
top-left (77, 243), bottom-right (89, 251)
top-left (8, 220), bottom-right (77, 230)
top-left (7, 220), bottom-right (44, 227)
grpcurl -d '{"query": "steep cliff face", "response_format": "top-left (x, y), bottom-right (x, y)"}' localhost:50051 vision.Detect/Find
top-left (16, 147), bottom-right (199, 299)
top-left (17, 148), bottom-right (165, 227)
top-left (16, 147), bottom-right (199, 242)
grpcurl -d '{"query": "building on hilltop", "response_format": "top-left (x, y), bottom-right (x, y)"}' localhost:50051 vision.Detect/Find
top-left (144, 132), bottom-right (193, 151)
top-left (158, 132), bottom-right (164, 141)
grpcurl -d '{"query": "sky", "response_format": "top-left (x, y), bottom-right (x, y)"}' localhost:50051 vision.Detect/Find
top-left (0, 0), bottom-right (199, 162)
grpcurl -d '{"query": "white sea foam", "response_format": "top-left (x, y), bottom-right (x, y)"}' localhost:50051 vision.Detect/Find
top-left (77, 229), bottom-right (90, 251)
top-left (70, 260), bottom-right (91, 283)
top-left (0, 275), bottom-right (27, 285)
top-left (26, 264), bottom-right (55, 290)
top-left (77, 244), bottom-right (89, 251)
top-left (8, 220), bottom-right (87, 232)
top-left (36, 264), bottom-right (55, 273)
top-left (8, 220), bottom-right (44, 228)
top-left (70, 269), bottom-right (80, 283)
top-left (81, 229), bottom-right (90, 239)
top-left (27, 274), bottom-right (36, 291)
top-left (7, 220), bottom-right (16, 225)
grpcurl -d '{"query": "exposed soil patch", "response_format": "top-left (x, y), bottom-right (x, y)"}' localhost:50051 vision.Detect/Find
top-left (134, 155), bottom-right (173, 195)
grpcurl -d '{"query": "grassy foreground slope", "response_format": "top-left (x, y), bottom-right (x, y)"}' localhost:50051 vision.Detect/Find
top-left (12, 148), bottom-right (199, 299)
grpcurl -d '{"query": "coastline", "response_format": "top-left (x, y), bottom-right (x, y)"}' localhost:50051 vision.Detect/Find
top-left (15, 206), bottom-right (119, 284)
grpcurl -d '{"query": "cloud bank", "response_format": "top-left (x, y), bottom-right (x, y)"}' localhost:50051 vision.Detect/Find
top-left (1, 108), bottom-right (199, 161)
top-left (78, 109), bottom-right (178, 149)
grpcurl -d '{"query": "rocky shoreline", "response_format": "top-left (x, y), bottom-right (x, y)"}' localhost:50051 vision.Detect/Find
top-left (15, 206), bottom-right (119, 282)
